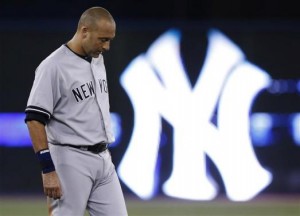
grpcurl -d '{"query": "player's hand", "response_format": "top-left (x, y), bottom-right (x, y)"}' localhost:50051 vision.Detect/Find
top-left (42, 171), bottom-right (63, 200)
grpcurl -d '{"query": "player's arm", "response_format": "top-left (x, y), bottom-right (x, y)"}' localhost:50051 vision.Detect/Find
top-left (26, 120), bottom-right (62, 200)
top-left (25, 60), bottom-right (63, 199)
top-left (26, 120), bottom-right (49, 152)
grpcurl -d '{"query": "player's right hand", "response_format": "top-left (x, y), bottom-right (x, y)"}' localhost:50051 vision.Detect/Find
top-left (42, 171), bottom-right (63, 200)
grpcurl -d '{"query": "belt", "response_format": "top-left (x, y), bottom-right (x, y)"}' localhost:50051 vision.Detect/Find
top-left (65, 143), bottom-right (108, 154)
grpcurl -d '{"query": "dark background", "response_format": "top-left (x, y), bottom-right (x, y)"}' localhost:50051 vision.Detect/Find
top-left (1, 0), bottom-right (300, 20)
top-left (0, 0), bottom-right (300, 199)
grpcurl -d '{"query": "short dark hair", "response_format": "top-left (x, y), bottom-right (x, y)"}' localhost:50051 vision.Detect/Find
top-left (77, 7), bottom-right (114, 30)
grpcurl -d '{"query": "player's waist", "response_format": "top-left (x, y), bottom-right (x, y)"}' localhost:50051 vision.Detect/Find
top-left (52, 142), bottom-right (108, 154)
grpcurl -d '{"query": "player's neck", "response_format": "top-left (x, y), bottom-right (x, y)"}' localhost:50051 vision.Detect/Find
top-left (66, 37), bottom-right (86, 57)
top-left (65, 44), bottom-right (91, 63)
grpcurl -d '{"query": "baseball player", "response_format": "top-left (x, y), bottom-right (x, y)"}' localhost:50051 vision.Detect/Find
top-left (25, 6), bottom-right (128, 216)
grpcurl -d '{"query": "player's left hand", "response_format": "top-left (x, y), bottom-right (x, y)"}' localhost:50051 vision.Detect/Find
top-left (42, 171), bottom-right (63, 200)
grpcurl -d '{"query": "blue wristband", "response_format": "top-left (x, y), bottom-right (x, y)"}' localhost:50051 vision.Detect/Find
top-left (36, 149), bottom-right (55, 174)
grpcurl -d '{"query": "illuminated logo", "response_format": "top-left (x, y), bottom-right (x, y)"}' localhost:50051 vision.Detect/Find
top-left (118, 29), bottom-right (272, 201)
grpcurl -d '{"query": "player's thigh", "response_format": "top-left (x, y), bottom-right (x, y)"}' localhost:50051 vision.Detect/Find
top-left (48, 164), bottom-right (93, 216)
top-left (87, 171), bottom-right (128, 216)
top-left (49, 145), bottom-right (93, 216)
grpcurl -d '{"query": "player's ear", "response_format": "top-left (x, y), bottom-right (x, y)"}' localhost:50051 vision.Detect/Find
top-left (81, 26), bottom-right (89, 38)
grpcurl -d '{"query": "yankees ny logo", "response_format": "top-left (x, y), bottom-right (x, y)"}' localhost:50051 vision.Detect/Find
top-left (118, 29), bottom-right (272, 201)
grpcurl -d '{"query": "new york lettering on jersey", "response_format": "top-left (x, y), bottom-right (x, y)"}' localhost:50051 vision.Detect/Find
top-left (72, 81), bottom-right (96, 102)
top-left (71, 79), bottom-right (108, 102)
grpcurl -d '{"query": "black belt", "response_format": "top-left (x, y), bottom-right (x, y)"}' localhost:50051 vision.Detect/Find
top-left (65, 143), bottom-right (108, 154)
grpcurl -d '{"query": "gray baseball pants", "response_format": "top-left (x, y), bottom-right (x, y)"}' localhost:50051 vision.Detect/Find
top-left (48, 143), bottom-right (128, 216)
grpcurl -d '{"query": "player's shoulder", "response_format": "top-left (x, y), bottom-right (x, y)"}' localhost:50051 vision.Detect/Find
top-left (42, 45), bottom-right (68, 65)
top-left (38, 45), bottom-right (70, 70)
top-left (34, 45), bottom-right (66, 75)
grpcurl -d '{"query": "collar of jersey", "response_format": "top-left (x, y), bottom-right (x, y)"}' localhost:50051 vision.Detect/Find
top-left (64, 44), bottom-right (92, 63)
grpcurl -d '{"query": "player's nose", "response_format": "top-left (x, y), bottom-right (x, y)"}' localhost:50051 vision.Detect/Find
top-left (102, 41), bottom-right (110, 51)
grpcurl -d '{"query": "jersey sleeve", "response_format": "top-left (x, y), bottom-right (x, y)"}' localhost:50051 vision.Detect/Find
top-left (25, 60), bottom-right (61, 124)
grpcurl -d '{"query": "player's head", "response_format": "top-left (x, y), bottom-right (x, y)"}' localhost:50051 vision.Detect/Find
top-left (77, 7), bottom-right (116, 58)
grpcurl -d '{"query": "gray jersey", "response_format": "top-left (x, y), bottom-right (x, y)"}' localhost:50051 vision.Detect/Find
top-left (26, 45), bottom-right (115, 145)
